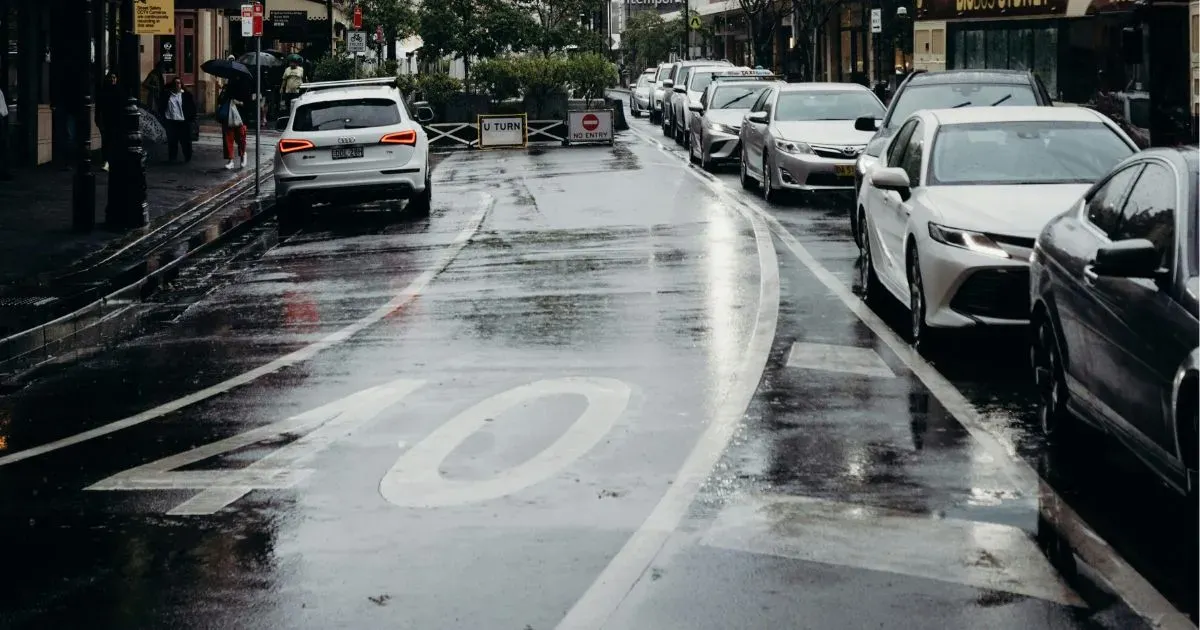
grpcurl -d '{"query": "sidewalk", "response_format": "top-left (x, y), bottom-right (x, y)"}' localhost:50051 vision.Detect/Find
top-left (0, 134), bottom-right (272, 287)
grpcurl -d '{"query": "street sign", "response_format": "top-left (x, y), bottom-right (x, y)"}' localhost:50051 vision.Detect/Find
top-left (375, 25), bottom-right (385, 43)
top-left (353, 5), bottom-right (363, 29)
top-left (567, 110), bottom-right (613, 145)
top-left (870, 8), bottom-right (882, 33)
top-left (135, 0), bottom-right (174, 35)
top-left (347, 31), bottom-right (367, 53)
top-left (241, 3), bottom-right (263, 37)
top-left (478, 114), bottom-right (527, 149)
top-left (688, 15), bottom-right (702, 30)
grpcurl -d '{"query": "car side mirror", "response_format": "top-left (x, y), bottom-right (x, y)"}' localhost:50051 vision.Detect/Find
top-left (662, 80), bottom-right (674, 89)
top-left (746, 111), bottom-right (768, 124)
top-left (870, 167), bottom-right (911, 201)
top-left (855, 116), bottom-right (879, 132)
top-left (673, 85), bottom-right (687, 93)
top-left (688, 103), bottom-right (704, 113)
top-left (274, 116), bottom-right (289, 132)
top-left (1090, 238), bottom-right (1162, 279)
top-left (416, 106), bottom-right (435, 123)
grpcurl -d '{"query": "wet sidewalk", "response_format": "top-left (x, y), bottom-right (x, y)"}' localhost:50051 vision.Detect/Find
top-left (0, 134), bottom-right (272, 287)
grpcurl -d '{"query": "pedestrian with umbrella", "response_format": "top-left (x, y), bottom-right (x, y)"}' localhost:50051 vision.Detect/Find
top-left (216, 81), bottom-right (248, 170)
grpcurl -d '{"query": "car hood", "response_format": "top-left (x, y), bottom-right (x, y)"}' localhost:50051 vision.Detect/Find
top-left (773, 120), bottom-right (873, 146)
top-left (921, 184), bottom-right (1090, 237)
top-left (706, 109), bottom-right (747, 126)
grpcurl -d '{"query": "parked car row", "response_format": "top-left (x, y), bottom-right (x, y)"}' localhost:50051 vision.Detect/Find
top-left (631, 65), bottom-right (1199, 505)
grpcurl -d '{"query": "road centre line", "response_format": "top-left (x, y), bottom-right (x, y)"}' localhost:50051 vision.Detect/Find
top-left (556, 136), bottom-right (782, 630)
top-left (622, 124), bottom-right (1195, 630)
top-left (0, 190), bottom-right (494, 468)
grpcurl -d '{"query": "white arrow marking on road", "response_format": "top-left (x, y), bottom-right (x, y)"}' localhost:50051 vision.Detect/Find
top-left (88, 379), bottom-right (425, 515)
top-left (380, 377), bottom-right (631, 508)
top-left (787, 342), bottom-right (895, 378)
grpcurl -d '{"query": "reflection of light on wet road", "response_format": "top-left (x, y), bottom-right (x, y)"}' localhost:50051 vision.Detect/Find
top-left (702, 199), bottom-right (745, 412)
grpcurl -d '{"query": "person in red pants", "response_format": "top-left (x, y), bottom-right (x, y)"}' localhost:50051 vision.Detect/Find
top-left (217, 82), bottom-right (247, 170)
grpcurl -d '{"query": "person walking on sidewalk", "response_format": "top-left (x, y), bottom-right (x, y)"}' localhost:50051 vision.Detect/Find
top-left (97, 72), bottom-right (127, 172)
top-left (142, 67), bottom-right (164, 111)
top-left (280, 58), bottom-right (305, 114)
top-left (217, 82), bottom-right (247, 170)
top-left (0, 85), bottom-right (11, 180)
top-left (160, 77), bottom-right (195, 163)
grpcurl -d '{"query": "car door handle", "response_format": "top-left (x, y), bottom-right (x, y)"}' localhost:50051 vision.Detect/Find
top-left (1083, 265), bottom-right (1099, 284)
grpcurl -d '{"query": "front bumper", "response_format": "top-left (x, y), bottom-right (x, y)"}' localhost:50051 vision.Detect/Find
top-left (274, 156), bottom-right (428, 206)
top-left (701, 128), bottom-right (741, 162)
top-left (633, 94), bottom-right (651, 109)
top-left (918, 235), bottom-right (1032, 329)
top-left (771, 151), bottom-right (857, 190)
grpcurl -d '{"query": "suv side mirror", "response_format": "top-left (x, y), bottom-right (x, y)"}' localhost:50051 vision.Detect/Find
top-left (870, 167), bottom-right (911, 201)
top-left (416, 106), bottom-right (435, 123)
top-left (855, 116), bottom-right (879, 132)
top-left (674, 85), bottom-right (686, 93)
top-left (274, 116), bottom-right (289, 132)
top-left (662, 80), bottom-right (674, 89)
top-left (688, 103), bottom-right (704, 112)
top-left (1090, 238), bottom-right (1161, 279)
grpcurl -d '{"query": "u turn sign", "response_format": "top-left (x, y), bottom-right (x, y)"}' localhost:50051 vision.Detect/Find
top-left (478, 114), bottom-right (528, 149)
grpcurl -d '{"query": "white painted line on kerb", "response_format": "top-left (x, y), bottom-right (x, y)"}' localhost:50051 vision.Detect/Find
top-left (0, 193), bottom-right (494, 468)
top-left (556, 133), bottom-right (781, 630)
top-left (625, 122), bottom-right (1197, 630)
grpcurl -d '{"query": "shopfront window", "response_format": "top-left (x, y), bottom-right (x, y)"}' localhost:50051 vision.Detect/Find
top-left (951, 25), bottom-right (1058, 99)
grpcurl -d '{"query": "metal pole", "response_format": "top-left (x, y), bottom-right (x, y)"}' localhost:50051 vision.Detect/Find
top-left (73, 0), bottom-right (96, 232)
top-left (682, 0), bottom-right (689, 60)
top-left (255, 34), bottom-right (261, 200)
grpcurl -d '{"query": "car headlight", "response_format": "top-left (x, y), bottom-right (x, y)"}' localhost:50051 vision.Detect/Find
top-left (774, 139), bottom-right (813, 155)
top-left (927, 223), bottom-right (1010, 259)
top-left (709, 121), bottom-right (739, 135)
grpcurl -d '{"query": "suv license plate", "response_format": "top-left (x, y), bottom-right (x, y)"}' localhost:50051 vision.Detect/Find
top-left (332, 146), bottom-right (364, 160)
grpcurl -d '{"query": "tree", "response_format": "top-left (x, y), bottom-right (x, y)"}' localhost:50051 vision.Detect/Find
top-left (520, 0), bottom-right (606, 55)
top-left (789, 0), bottom-right (841, 80)
top-left (737, 0), bottom-right (784, 69)
top-left (360, 0), bottom-right (419, 55)
top-left (418, 0), bottom-right (539, 83)
top-left (620, 12), bottom-right (684, 73)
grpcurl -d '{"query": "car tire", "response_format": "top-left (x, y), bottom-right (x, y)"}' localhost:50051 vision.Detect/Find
top-left (700, 150), bottom-right (713, 172)
top-left (762, 155), bottom-right (781, 204)
top-left (860, 221), bottom-right (884, 305)
top-left (852, 205), bottom-right (864, 250)
top-left (662, 116), bottom-right (671, 137)
top-left (740, 150), bottom-right (758, 191)
top-left (689, 140), bottom-right (700, 164)
top-left (631, 104), bottom-right (642, 118)
top-left (409, 176), bottom-right (432, 218)
top-left (907, 246), bottom-right (940, 354)
top-left (1031, 311), bottom-right (1072, 440)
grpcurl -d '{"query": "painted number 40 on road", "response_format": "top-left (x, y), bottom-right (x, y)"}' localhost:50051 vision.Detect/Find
top-left (87, 377), bottom-right (631, 515)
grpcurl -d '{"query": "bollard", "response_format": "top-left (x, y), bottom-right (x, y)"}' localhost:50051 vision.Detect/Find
top-left (105, 97), bottom-right (148, 229)
top-left (605, 96), bottom-right (629, 131)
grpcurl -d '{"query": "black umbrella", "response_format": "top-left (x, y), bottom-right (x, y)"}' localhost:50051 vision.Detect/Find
top-left (201, 58), bottom-right (252, 82)
top-left (237, 51), bottom-right (283, 68)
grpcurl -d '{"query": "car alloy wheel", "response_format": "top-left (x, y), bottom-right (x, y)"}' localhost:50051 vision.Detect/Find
top-left (762, 155), bottom-right (775, 203)
top-left (1032, 315), bottom-right (1070, 438)
top-left (740, 150), bottom-right (757, 191)
top-left (861, 216), bottom-right (883, 304)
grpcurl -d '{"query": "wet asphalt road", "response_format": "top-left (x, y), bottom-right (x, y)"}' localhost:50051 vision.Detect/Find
top-left (0, 110), bottom-right (1193, 629)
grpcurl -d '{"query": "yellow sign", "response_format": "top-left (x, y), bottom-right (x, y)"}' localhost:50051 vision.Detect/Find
top-left (689, 15), bottom-right (703, 30)
top-left (135, 0), bottom-right (175, 35)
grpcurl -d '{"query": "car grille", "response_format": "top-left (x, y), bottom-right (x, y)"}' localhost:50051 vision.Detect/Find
top-left (949, 267), bottom-right (1030, 320)
top-left (810, 144), bottom-right (864, 160)
top-left (805, 173), bottom-right (855, 187)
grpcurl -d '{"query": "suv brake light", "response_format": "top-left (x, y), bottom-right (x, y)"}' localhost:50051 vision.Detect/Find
top-left (279, 139), bottom-right (315, 154)
top-left (380, 130), bottom-right (417, 145)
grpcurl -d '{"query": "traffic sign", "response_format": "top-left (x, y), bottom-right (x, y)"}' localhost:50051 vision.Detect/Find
top-left (241, 3), bottom-right (263, 37)
top-left (688, 15), bottom-right (702, 30)
top-left (375, 25), bottom-right (385, 43)
top-left (353, 5), bottom-right (363, 29)
top-left (567, 110), bottom-right (613, 145)
top-left (347, 31), bottom-right (367, 53)
top-left (870, 8), bottom-right (882, 33)
top-left (581, 113), bottom-right (599, 132)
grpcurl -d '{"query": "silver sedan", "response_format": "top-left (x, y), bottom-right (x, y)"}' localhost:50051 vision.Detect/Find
top-left (686, 81), bottom-right (774, 171)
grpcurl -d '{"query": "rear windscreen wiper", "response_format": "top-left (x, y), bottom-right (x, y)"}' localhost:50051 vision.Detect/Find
top-left (951, 101), bottom-right (972, 108)
top-left (990, 94), bottom-right (1012, 106)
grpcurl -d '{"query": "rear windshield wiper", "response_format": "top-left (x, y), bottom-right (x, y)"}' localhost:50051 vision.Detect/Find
top-left (990, 94), bottom-right (1012, 106)
top-left (951, 101), bottom-right (972, 108)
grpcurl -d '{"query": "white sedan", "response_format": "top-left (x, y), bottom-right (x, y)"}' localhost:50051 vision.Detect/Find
top-left (856, 106), bottom-right (1137, 351)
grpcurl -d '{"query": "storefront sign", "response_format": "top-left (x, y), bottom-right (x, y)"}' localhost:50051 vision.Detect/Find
top-left (135, 0), bottom-right (175, 35)
top-left (158, 38), bottom-right (176, 73)
top-left (477, 114), bottom-right (527, 149)
top-left (270, 10), bottom-right (308, 28)
top-left (917, 0), bottom-right (1066, 20)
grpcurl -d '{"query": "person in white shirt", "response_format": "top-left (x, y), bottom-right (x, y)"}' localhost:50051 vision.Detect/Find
top-left (0, 86), bottom-right (10, 179)
top-left (158, 77), bottom-right (195, 163)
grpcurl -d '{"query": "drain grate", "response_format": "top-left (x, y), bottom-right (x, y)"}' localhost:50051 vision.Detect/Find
top-left (0, 296), bottom-right (57, 307)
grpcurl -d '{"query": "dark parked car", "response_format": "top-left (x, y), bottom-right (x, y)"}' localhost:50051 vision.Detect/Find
top-left (1029, 146), bottom-right (1199, 499)
top-left (851, 69), bottom-right (1055, 248)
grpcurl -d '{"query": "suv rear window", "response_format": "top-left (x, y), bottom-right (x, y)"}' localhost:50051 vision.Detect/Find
top-left (887, 83), bottom-right (1037, 126)
top-left (293, 98), bottom-right (402, 132)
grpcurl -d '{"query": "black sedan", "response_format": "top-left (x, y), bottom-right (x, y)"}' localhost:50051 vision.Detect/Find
top-left (1030, 146), bottom-right (1199, 498)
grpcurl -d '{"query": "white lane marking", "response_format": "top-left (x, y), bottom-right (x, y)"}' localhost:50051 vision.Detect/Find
top-left (380, 377), bottom-right (631, 508)
top-left (702, 494), bottom-right (1083, 607)
top-left (0, 192), bottom-right (494, 468)
top-left (556, 140), bottom-right (781, 630)
top-left (787, 342), bottom-right (895, 378)
top-left (626, 123), bottom-right (1197, 630)
top-left (88, 379), bottom-right (425, 515)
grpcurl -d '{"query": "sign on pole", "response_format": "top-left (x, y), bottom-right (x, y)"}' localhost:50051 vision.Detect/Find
top-left (135, 0), bottom-right (175, 35)
top-left (347, 31), bottom-right (367, 53)
top-left (566, 110), bottom-right (614, 146)
top-left (477, 114), bottom-right (527, 149)
top-left (353, 5), bottom-right (363, 29)
top-left (870, 8), bottom-right (882, 33)
top-left (688, 15), bottom-right (702, 30)
top-left (241, 3), bottom-right (263, 37)
top-left (375, 25), bottom-right (385, 43)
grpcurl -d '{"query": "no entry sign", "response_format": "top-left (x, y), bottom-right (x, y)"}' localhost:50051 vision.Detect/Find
top-left (567, 110), bottom-right (614, 145)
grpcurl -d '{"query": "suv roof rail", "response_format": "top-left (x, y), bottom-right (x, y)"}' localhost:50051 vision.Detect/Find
top-left (299, 77), bottom-right (398, 93)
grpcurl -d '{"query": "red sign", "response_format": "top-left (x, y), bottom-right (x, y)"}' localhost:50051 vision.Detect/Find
top-left (375, 25), bottom-right (384, 42)
top-left (582, 114), bottom-right (599, 131)
top-left (252, 2), bottom-right (264, 37)
top-left (353, 5), bottom-right (362, 29)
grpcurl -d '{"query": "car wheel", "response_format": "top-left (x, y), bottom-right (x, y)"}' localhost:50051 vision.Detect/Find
top-left (631, 103), bottom-right (641, 118)
top-left (860, 220), bottom-right (884, 305)
top-left (700, 149), bottom-right (713, 172)
top-left (740, 150), bottom-right (757, 191)
top-left (689, 140), bottom-right (700, 164)
top-left (662, 116), bottom-right (671, 137)
top-left (852, 205), bottom-right (863, 250)
top-left (1031, 312), bottom-right (1072, 439)
top-left (762, 155), bottom-right (780, 203)
top-left (907, 246), bottom-right (939, 353)
top-left (408, 175), bottom-right (432, 217)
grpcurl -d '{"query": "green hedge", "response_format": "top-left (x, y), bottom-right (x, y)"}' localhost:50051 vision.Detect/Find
top-left (469, 54), bottom-right (617, 105)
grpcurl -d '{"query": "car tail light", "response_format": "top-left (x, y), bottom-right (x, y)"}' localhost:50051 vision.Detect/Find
top-left (380, 130), bottom-right (417, 145)
top-left (279, 139), bottom-right (315, 154)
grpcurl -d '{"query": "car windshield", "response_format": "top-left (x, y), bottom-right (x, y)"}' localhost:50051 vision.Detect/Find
top-left (637, 74), bottom-right (652, 88)
top-left (711, 85), bottom-right (771, 109)
top-left (773, 91), bottom-right (884, 121)
top-left (888, 83), bottom-right (1038, 125)
top-left (293, 98), bottom-right (402, 131)
top-left (928, 121), bottom-right (1134, 186)
top-left (689, 72), bottom-right (720, 94)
